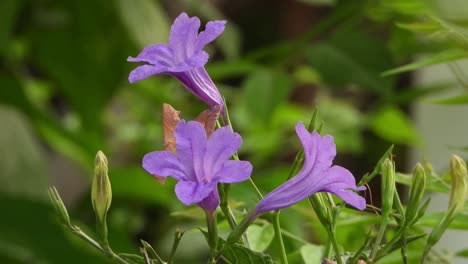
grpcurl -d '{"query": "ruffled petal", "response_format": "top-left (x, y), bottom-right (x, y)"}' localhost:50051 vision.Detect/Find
top-left (174, 181), bottom-right (216, 205)
top-left (320, 166), bottom-right (367, 210)
top-left (142, 151), bottom-right (187, 181)
top-left (128, 65), bottom-right (166, 83)
top-left (168, 51), bottom-right (209, 72)
top-left (174, 121), bottom-right (207, 181)
top-left (127, 44), bottom-right (174, 66)
top-left (195, 20), bottom-right (226, 51)
top-left (203, 126), bottom-right (241, 181)
top-left (169, 12), bottom-right (201, 62)
top-left (214, 160), bottom-right (252, 183)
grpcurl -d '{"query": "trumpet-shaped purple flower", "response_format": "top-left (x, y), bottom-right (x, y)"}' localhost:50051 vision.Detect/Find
top-left (128, 13), bottom-right (225, 107)
top-left (142, 120), bottom-right (252, 213)
top-left (254, 122), bottom-right (366, 215)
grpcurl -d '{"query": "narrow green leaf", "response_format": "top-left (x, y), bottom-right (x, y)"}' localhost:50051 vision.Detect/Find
top-left (431, 94), bottom-right (468, 105)
top-left (382, 49), bottom-right (468, 76)
top-left (455, 248), bottom-right (468, 258)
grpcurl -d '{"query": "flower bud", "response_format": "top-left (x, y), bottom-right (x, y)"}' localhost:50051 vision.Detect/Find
top-left (91, 151), bottom-right (112, 225)
top-left (448, 155), bottom-right (467, 216)
top-left (381, 159), bottom-right (395, 217)
top-left (48, 186), bottom-right (71, 226)
top-left (406, 163), bottom-right (426, 224)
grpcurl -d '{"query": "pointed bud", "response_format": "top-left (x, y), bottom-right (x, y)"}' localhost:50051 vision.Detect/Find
top-left (381, 159), bottom-right (395, 217)
top-left (91, 151), bottom-right (112, 227)
top-left (406, 163), bottom-right (426, 224)
top-left (448, 155), bottom-right (467, 217)
top-left (48, 186), bottom-right (71, 227)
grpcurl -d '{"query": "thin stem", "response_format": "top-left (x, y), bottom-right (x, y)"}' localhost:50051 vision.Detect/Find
top-left (70, 226), bottom-right (128, 264)
top-left (206, 212), bottom-right (218, 261)
top-left (370, 216), bottom-right (389, 260)
top-left (328, 228), bottom-right (343, 264)
top-left (168, 229), bottom-right (184, 264)
top-left (273, 211), bottom-right (288, 264)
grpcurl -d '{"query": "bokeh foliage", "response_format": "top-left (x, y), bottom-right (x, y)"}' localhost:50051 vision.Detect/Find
top-left (1, 0), bottom-right (468, 263)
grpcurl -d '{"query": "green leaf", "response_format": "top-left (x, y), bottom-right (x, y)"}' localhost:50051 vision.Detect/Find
top-left (199, 229), bottom-right (273, 264)
top-left (246, 224), bottom-right (274, 252)
top-left (300, 244), bottom-right (323, 264)
top-left (395, 173), bottom-right (450, 193)
top-left (115, 0), bottom-right (170, 47)
top-left (308, 28), bottom-right (394, 93)
top-left (242, 68), bottom-right (292, 123)
top-left (456, 248), bottom-right (468, 258)
top-left (369, 106), bottom-right (419, 144)
top-left (431, 94), bottom-right (468, 105)
top-left (382, 49), bottom-right (468, 76)
top-left (419, 212), bottom-right (468, 230)
top-left (110, 167), bottom-right (173, 205)
top-left (0, 106), bottom-right (48, 200)
top-left (0, 0), bottom-right (24, 54)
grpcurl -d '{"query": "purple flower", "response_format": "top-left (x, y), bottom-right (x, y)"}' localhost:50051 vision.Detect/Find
top-left (142, 120), bottom-right (252, 213)
top-left (128, 13), bottom-right (225, 107)
top-left (254, 122), bottom-right (366, 215)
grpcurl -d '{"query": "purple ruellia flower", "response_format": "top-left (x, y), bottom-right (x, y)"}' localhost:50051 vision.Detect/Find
top-left (254, 122), bottom-right (366, 215)
top-left (128, 13), bottom-right (225, 107)
top-left (142, 120), bottom-right (252, 213)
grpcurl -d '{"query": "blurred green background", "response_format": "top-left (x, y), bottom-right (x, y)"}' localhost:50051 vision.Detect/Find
top-left (1, 0), bottom-right (468, 263)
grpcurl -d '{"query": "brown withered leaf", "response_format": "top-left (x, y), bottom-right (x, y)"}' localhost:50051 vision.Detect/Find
top-left (194, 105), bottom-right (221, 137)
top-left (162, 103), bottom-right (181, 153)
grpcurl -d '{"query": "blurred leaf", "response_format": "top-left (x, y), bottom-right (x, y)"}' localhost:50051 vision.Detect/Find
top-left (431, 94), bottom-right (468, 104)
top-left (456, 248), bottom-right (468, 257)
top-left (0, 106), bottom-right (48, 200)
top-left (110, 166), bottom-right (173, 205)
top-left (246, 224), bottom-right (274, 252)
top-left (432, 16), bottom-right (468, 50)
top-left (300, 244), bottom-right (323, 264)
top-left (242, 68), bottom-right (292, 124)
top-left (369, 106), bottom-right (419, 144)
top-left (0, 76), bottom-right (32, 113)
top-left (293, 66), bottom-right (322, 85)
top-left (395, 173), bottom-right (450, 193)
top-left (30, 0), bottom-right (131, 129)
top-left (419, 212), bottom-right (468, 230)
top-left (309, 28), bottom-right (394, 93)
top-left (396, 22), bottom-right (441, 33)
top-left (206, 61), bottom-right (259, 80)
top-left (0, 0), bottom-right (23, 54)
top-left (221, 242), bottom-right (274, 264)
top-left (390, 82), bottom-right (455, 104)
top-left (116, 0), bottom-right (170, 47)
top-left (0, 195), bottom-right (106, 263)
top-left (382, 49), bottom-right (468, 76)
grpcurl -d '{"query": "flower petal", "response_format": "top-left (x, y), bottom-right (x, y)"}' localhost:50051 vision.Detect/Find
top-left (214, 160), bottom-right (252, 183)
top-left (174, 180), bottom-right (216, 205)
top-left (128, 65), bottom-right (166, 83)
top-left (320, 166), bottom-right (367, 210)
top-left (296, 122), bottom-right (336, 175)
top-left (203, 126), bottom-right (242, 181)
top-left (127, 44), bottom-right (174, 66)
top-left (195, 20), bottom-right (226, 51)
top-left (197, 189), bottom-right (220, 213)
top-left (174, 121), bottom-right (207, 181)
top-left (169, 12), bottom-right (201, 62)
top-left (142, 151), bottom-right (187, 181)
top-left (168, 51), bottom-right (209, 72)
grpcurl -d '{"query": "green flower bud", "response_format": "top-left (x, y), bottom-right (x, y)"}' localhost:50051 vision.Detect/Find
top-left (48, 186), bottom-right (71, 227)
top-left (91, 151), bottom-right (112, 226)
top-left (381, 159), bottom-right (395, 217)
top-left (448, 155), bottom-right (467, 217)
top-left (406, 163), bottom-right (426, 225)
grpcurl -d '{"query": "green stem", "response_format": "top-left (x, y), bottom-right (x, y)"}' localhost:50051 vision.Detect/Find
top-left (206, 212), bottom-right (218, 261)
top-left (273, 211), bottom-right (288, 264)
top-left (370, 215), bottom-right (389, 261)
top-left (328, 228), bottom-right (343, 264)
top-left (168, 229), bottom-right (184, 264)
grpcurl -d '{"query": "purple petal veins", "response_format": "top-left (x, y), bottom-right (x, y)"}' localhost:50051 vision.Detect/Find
top-left (142, 121), bottom-right (252, 212)
top-left (128, 12), bottom-right (225, 107)
top-left (254, 122), bottom-right (366, 216)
